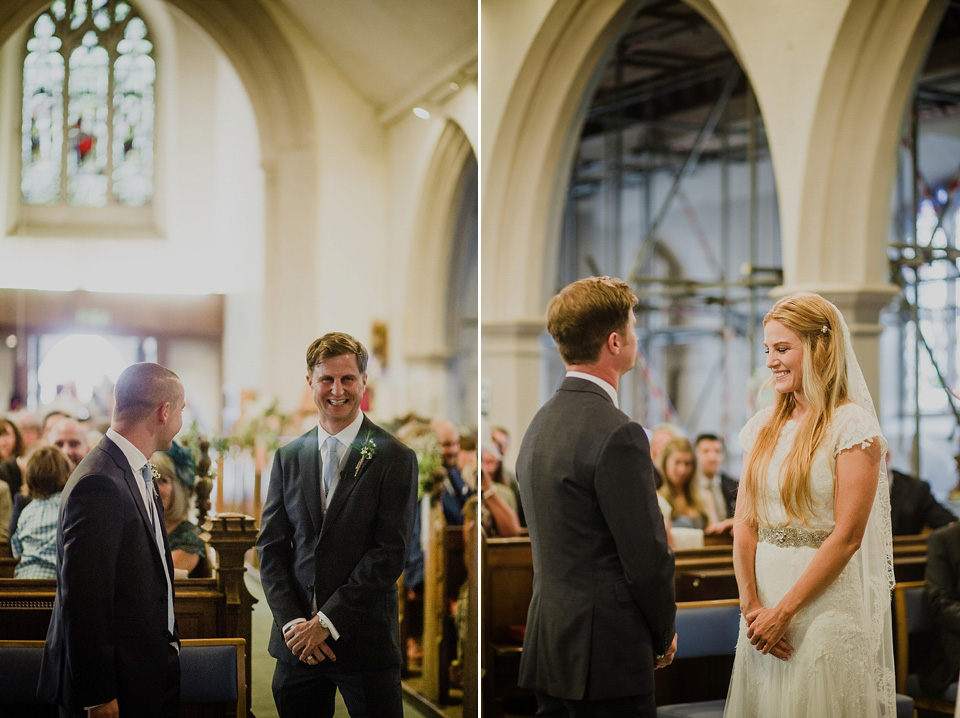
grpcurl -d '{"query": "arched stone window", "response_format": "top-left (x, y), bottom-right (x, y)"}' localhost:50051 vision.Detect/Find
top-left (21, 0), bottom-right (154, 209)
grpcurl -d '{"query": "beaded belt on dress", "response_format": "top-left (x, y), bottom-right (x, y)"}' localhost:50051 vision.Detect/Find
top-left (758, 525), bottom-right (831, 549)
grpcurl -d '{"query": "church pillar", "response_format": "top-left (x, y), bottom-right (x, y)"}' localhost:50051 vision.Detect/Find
top-left (405, 352), bottom-right (455, 421)
top-left (260, 148), bottom-right (320, 412)
top-left (482, 320), bottom-right (545, 454)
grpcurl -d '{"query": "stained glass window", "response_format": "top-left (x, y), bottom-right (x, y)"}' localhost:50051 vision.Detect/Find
top-left (21, 0), bottom-right (155, 208)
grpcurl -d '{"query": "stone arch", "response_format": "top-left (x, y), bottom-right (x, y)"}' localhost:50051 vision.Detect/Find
top-left (482, 1), bottom-right (642, 321)
top-left (404, 120), bottom-right (477, 421)
top-left (790, 0), bottom-right (947, 290)
top-left (406, 121), bottom-right (475, 358)
top-left (481, 0), bottom-right (749, 323)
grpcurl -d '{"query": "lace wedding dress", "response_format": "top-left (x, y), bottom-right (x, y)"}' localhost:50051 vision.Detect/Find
top-left (723, 403), bottom-right (896, 717)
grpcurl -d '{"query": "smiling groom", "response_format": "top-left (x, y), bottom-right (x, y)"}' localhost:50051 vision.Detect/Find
top-left (257, 332), bottom-right (418, 717)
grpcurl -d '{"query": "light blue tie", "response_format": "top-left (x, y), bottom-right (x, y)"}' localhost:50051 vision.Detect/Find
top-left (323, 436), bottom-right (340, 496)
top-left (140, 463), bottom-right (155, 525)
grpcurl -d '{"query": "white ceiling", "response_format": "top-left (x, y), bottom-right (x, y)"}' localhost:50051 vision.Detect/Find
top-left (277, 0), bottom-right (477, 114)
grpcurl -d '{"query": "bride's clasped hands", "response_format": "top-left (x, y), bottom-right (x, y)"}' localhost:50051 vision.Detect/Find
top-left (743, 603), bottom-right (794, 661)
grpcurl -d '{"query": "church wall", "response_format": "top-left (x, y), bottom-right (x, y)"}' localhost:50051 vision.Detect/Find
top-left (256, 3), bottom-right (390, 416)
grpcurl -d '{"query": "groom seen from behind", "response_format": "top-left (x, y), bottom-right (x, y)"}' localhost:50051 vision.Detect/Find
top-left (257, 332), bottom-right (418, 718)
top-left (517, 276), bottom-right (677, 717)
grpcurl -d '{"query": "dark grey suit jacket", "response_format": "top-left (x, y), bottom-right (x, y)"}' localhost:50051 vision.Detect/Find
top-left (517, 377), bottom-right (676, 701)
top-left (38, 436), bottom-right (179, 714)
top-left (256, 416), bottom-right (418, 671)
top-left (890, 469), bottom-right (956, 536)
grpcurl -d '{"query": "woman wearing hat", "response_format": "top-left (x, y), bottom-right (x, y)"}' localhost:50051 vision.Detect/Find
top-left (152, 441), bottom-right (210, 578)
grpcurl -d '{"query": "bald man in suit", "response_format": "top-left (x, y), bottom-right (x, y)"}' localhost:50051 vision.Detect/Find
top-left (38, 363), bottom-right (185, 718)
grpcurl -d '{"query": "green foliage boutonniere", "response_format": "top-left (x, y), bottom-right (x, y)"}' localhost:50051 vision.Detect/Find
top-left (355, 431), bottom-right (376, 476)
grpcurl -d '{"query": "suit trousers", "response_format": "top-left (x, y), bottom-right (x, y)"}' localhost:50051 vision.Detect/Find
top-left (272, 659), bottom-right (403, 718)
top-left (58, 643), bottom-right (180, 718)
top-left (535, 690), bottom-right (656, 718)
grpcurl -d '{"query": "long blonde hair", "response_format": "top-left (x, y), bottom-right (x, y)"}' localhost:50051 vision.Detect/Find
top-left (657, 436), bottom-right (707, 522)
top-left (739, 293), bottom-right (849, 526)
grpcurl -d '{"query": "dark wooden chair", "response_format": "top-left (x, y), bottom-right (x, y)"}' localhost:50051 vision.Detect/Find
top-left (894, 580), bottom-right (955, 715)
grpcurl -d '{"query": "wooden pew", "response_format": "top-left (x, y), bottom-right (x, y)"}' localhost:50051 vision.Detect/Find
top-left (480, 531), bottom-right (934, 713)
top-left (673, 532), bottom-right (932, 601)
top-left (0, 513), bottom-right (258, 714)
top-left (0, 540), bottom-right (17, 578)
top-left (481, 535), bottom-right (533, 716)
top-left (421, 503), bottom-right (468, 705)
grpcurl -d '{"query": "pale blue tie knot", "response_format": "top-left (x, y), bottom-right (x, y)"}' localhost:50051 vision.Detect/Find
top-left (141, 463), bottom-right (155, 524)
top-left (322, 436), bottom-right (340, 495)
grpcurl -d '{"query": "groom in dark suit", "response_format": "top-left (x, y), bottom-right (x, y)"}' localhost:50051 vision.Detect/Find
top-left (257, 332), bottom-right (418, 717)
top-left (38, 363), bottom-right (185, 717)
top-left (517, 276), bottom-right (677, 717)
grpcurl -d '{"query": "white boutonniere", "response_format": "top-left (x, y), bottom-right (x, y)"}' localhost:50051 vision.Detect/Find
top-left (355, 431), bottom-right (376, 476)
top-left (149, 463), bottom-right (161, 499)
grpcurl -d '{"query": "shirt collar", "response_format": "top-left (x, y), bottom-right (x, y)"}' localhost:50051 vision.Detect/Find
top-left (566, 370), bottom-right (619, 408)
top-left (317, 411), bottom-right (365, 449)
top-left (105, 427), bottom-right (150, 473)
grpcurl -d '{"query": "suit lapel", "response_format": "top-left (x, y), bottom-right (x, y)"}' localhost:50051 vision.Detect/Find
top-left (103, 437), bottom-right (159, 546)
top-left (297, 431), bottom-right (322, 534)
top-left (322, 417), bottom-right (374, 530)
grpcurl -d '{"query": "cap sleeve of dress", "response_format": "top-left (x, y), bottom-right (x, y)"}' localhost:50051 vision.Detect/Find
top-left (832, 402), bottom-right (886, 457)
top-left (739, 406), bottom-right (775, 455)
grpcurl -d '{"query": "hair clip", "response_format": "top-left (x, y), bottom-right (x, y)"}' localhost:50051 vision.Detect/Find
top-left (820, 325), bottom-right (829, 334)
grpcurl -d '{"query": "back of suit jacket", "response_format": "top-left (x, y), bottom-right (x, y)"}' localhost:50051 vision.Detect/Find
top-left (517, 378), bottom-right (675, 701)
top-left (38, 436), bottom-right (177, 714)
top-left (257, 417), bottom-right (418, 671)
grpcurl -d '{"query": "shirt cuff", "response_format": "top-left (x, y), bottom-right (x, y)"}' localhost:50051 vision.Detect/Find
top-left (317, 610), bottom-right (340, 641)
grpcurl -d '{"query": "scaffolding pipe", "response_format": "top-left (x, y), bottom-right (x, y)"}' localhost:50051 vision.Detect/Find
top-left (721, 128), bottom-right (732, 440)
top-left (628, 68), bottom-right (741, 284)
top-left (912, 104), bottom-right (922, 478)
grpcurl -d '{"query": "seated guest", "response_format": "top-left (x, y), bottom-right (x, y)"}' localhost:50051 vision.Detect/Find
top-left (479, 441), bottom-right (521, 537)
top-left (0, 479), bottom-right (10, 542)
top-left (458, 428), bottom-right (478, 488)
top-left (695, 433), bottom-right (739, 535)
top-left (492, 425), bottom-right (525, 526)
top-left (12, 411), bottom-right (42, 451)
top-left (431, 418), bottom-right (475, 525)
top-left (888, 451), bottom-right (956, 535)
top-left (0, 417), bottom-right (24, 462)
top-left (649, 423), bottom-right (681, 489)
top-left (10, 446), bottom-right (70, 578)
top-left (921, 521), bottom-right (960, 695)
top-left (10, 417), bottom-right (95, 544)
top-left (40, 409), bottom-right (71, 442)
top-left (0, 424), bottom-right (26, 498)
top-left (48, 417), bottom-right (92, 471)
top-left (657, 436), bottom-right (716, 531)
top-left (151, 442), bottom-right (209, 578)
